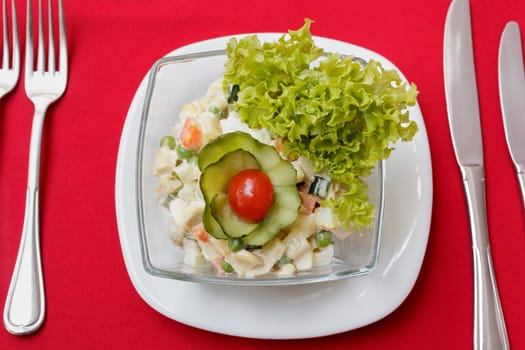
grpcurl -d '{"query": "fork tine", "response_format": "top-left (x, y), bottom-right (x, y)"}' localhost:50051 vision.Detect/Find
top-left (36, 0), bottom-right (44, 72)
top-left (2, 0), bottom-right (19, 71)
top-left (0, 0), bottom-right (19, 98)
top-left (25, 0), bottom-right (33, 77)
top-left (46, 0), bottom-right (54, 72)
top-left (2, 0), bottom-right (9, 69)
top-left (11, 0), bottom-right (19, 72)
top-left (58, 0), bottom-right (66, 74)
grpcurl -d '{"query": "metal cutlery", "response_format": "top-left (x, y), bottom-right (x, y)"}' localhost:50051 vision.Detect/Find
top-left (3, 0), bottom-right (68, 335)
top-left (444, 0), bottom-right (509, 348)
top-left (0, 0), bottom-right (19, 98)
top-left (499, 21), bottom-right (525, 209)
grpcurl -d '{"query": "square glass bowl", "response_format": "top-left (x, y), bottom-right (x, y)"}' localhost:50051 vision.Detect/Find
top-left (136, 50), bottom-right (385, 285)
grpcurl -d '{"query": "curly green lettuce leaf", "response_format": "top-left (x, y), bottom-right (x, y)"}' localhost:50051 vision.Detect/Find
top-left (223, 19), bottom-right (419, 230)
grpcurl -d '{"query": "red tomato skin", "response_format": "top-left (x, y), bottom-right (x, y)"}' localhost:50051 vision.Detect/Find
top-left (227, 169), bottom-right (274, 223)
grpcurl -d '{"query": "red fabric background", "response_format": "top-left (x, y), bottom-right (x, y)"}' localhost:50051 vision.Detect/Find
top-left (0, 0), bottom-right (524, 348)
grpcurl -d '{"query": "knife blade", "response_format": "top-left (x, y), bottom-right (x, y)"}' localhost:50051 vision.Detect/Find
top-left (499, 21), bottom-right (525, 206)
top-left (443, 0), bottom-right (509, 349)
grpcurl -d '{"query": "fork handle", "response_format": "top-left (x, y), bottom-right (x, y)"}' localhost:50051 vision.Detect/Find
top-left (461, 165), bottom-right (509, 350)
top-left (3, 110), bottom-right (46, 335)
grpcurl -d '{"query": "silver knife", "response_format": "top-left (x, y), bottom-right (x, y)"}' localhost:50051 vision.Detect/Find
top-left (444, 0), bottom-right (509, 349)
top-left (499, 21), bottom-right (525, 208)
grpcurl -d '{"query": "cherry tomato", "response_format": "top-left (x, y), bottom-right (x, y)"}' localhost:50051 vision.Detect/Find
top-left (227, 169), bottom-right (274, 223)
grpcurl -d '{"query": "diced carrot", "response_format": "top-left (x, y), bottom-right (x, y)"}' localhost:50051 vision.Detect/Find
top-left (212, 258), bottom-right (222, 269)
top-left (274, 138), bottom-right (283, 153)
top-left (191, 223), bottom-right (210, 242)
top-left (179, 117), bottom-right (203, 150)
top-left (213, 258), bottom-right (226, 276)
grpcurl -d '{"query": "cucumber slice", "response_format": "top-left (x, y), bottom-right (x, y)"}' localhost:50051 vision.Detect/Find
top-left (242, 186), bottom-right (301, 246)
top-left (200, 149), bottom-right (259, 238)
top-left (265, 160), bottom-right (298, 186)
top-left (309, 175), bottom-right (331, 198)
top-left (202, 205), bottom-right (228, 240)
top-left (198, 131), bottom-right (281, 171)
top-left (210, 193), bottom-right (259, 238)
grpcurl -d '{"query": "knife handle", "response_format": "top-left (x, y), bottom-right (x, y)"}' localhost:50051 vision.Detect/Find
top-left (461, 165), bottom-right (509, 350)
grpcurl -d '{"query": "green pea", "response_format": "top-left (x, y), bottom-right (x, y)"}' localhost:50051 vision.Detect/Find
top-left (176, 143), bottom-right (195, 160)
top-left (209, 106), bottom-right (221, 115)
top-left (277, 254), bottom-right (291, 266)
top-left (160, 135), bottom-right (176, 149)
top-left (228, 238), bottom-right (245, 252)
top-left (221, 260), bottom-right (233, 273)
top-left (315, 230), bottom-right (332, 248)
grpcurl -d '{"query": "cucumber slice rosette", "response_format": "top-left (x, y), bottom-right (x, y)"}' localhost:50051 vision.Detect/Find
top-left (198, 132), bottom-right (300, 246)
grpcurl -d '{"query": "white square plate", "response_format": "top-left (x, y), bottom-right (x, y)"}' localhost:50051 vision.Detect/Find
top-left (115, 34), bottom-right (432, 339)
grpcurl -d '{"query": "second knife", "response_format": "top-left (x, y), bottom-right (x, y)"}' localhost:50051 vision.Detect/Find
top-left (499, 21), bottom-right (525, 208)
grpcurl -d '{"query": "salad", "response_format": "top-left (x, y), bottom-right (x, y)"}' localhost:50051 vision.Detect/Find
top-left (153, 19), bottom-right (418, 277)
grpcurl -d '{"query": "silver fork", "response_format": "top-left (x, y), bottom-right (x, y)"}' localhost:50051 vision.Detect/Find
top-left (3, 0), bottom-right (67, 335)
top-left (0, 0), bottom-right (20, 98)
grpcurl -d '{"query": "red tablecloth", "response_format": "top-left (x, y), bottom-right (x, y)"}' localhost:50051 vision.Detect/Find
top-left (1, 0), bottom-right (524, 348)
